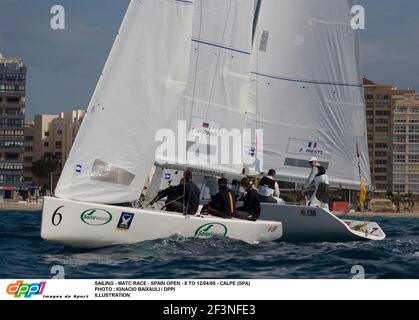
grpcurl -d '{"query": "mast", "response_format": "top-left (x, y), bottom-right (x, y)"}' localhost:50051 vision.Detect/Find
top-left (252, 0), bottom-right (262, 45)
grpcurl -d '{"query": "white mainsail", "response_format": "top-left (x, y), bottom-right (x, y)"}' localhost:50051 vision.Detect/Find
top-left (156, 0), bottom-right (255, 176)
top-left (55, 0), bottom-right (195, 203)
top-left (247, 0), bottom-right (370, 189)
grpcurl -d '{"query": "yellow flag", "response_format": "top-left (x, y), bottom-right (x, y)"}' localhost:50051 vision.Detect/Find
top-left (359, 179), bottom-right (366, 205)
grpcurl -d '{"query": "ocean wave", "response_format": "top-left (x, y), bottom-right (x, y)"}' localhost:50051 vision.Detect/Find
top-left (1, 212), bottom-right (418, 279)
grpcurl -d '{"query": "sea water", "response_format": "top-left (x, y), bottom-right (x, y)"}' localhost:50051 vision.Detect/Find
top-left (0, 211), bottom-right (418, 279)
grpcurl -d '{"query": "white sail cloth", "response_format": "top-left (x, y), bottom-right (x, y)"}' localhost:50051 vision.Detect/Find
top-left (247, 0), bottom-right (370, 189)
top-left (55, 0), bottom-right (195, 203)
top-left (156, 0), bottom-right (255, 176)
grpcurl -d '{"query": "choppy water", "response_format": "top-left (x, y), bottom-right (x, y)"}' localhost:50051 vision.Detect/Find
top-left (0, 211), bottom-right (418, 279)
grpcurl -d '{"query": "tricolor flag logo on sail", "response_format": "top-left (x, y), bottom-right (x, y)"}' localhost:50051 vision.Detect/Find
top-left (308, 142), bottom-right (318, 149)
top-left (249, 147), bottom-right (256, 157)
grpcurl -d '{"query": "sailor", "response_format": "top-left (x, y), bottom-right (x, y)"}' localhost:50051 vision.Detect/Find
top-left (303, 157), bottom-right (330, 211)
top-left (258, 169), bottom-right (281, 203)
top-left (207, 177), bottom-right (236, 219)
top-left (151, 170), bottom-right (200, 215)
top-left (235, 177), bottom-right (261, 221)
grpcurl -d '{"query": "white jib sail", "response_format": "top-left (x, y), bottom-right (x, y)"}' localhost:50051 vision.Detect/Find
top-left (55, 0), bottom-right (195, 203)
top-left (248, 0), bottom-right (371, 189)
top-left (156, 0), bottom-right (255, 176)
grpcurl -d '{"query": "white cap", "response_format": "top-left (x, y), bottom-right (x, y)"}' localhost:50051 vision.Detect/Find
top-left (308, 157), bottom-right (318, 163)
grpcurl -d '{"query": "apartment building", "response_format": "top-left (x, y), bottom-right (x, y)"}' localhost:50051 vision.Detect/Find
top-left (392, 94), bottom-right (419, 194)
top-left (364, 77), bottom-right (415, 193)
top-left (24, 110), bottom-right (85, 190)
top-left (0, 54), bottom-right (26, 199)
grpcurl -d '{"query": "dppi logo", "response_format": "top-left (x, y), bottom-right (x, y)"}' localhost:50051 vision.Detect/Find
top-left (6, 280), bottom-right (46, 298)
top-left (195, 223), bottom-right (228, 238)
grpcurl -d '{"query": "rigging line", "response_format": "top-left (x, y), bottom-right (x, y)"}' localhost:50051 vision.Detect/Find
top-left (191, 39), bottom-right (250, 55)
top-left (248, 1), bottom-right (263, 172)
top-left (254, 18), bottom-right (260, 170)
top-left (199, 176), bottom-right (207, 200)
top-left (183, 175), bottom-right (187, 214)
top-left (252, 0), bottom-right (262, 45)
top-left (185, 175), bottom-right (194, 215)
top-left (187, 0), bottom-right (204, 128)
top-left (162, 195), bottom-right (185, 210)
top-left (250, 71), bottom-right (363, 88)
top-left (204, 0), bottom-right (233, 122)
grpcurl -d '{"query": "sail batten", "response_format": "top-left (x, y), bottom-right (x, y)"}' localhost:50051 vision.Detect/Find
top-left (55, 0), bottom-right (195, 203)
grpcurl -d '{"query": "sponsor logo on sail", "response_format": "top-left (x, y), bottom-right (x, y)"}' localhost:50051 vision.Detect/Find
top-left (6, 280), bottom-right (46, 298)
top-left (288, 138), bottom-right (332, 159)
top-left (117, 212), bottom-right (134, 230)
top-left (301, 141), bottom-right (323, 156)
top-left (76, 164), bottom-right (82, 173)
top-left (80, 209), bottom-right (112, 226)
top-left (195, 223), bottom-right (228, 238)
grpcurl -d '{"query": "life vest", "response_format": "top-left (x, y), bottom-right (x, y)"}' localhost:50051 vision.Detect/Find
top-left (259, 176), bottom-right (276, 190)
top-left (315, 165), bottom-right (327, 177)
top-left (258, 176), bottom-right (277, 197)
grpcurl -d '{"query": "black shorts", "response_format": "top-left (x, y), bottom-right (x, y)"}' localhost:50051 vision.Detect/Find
top-left (316, 183), bottom-right (330, 203)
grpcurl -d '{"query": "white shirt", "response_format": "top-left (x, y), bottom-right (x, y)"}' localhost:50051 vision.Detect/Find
top-left (258, 175), bottom-right (280, 197)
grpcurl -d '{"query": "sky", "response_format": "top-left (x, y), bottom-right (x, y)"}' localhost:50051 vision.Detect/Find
top-left (0, 0), bottom-right (418, 119)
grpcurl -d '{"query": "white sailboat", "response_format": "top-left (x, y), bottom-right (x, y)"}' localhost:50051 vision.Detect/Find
top-left (247, 0), bottom-right (385, 241)
top-left (152, 0), bottom-right (386, 242)
top-left (40, 0), bottom-right (282, 248)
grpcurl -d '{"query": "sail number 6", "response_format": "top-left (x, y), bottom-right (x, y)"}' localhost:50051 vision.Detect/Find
top-left (52, 206), bottom-right (64, 226)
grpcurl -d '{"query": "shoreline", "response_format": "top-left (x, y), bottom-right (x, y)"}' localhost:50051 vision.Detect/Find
top-left (0, 202), bottom-right (42, 211)
top-left (333, 211), bottom-right (419, 219)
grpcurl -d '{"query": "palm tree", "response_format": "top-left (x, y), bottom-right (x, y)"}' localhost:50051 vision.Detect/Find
top-left (42, 153), bottom-right (58, 194)
top-left (31, 153), bottom-right (58, 194)
top-left (31, 160), bottom-right (47, 188)
top-left (42, 153), bottom-right (58, 174)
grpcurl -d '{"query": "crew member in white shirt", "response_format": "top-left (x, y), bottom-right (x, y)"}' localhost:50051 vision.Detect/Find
top-left (303, 157), bottom-right (330, 211)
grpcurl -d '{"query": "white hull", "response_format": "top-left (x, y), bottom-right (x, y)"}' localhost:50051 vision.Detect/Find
top-left (259, 203), bottom-right (386, 242)
top-left (41, 197), bottom-right (282, 248)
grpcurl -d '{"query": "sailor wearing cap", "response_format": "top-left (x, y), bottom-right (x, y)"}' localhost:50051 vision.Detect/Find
top-left (303, 157), bottom-right (330, 211)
